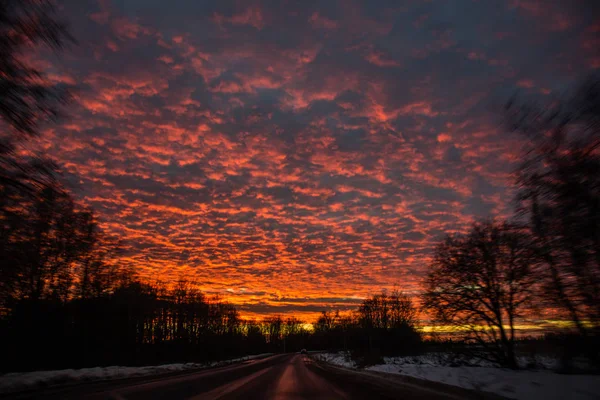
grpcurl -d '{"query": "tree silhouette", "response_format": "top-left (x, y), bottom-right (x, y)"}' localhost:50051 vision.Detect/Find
top-left (0, 0), bottom-right (76, 309)
top-left (312, 293), bottom-right (421, 364)
top-left (422, 221), bottom-right (536, 368)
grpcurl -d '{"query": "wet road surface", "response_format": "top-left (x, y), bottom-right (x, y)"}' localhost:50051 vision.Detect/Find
top-left (6, 354), bottom-right (502, 399)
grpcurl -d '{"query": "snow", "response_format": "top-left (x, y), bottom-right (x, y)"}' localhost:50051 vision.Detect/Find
top-left (0, 353), bottom-right (273, 394)
top-left (313, 352), bottom-right (356, 369)
top-left (315, 352), bottom-right (600, 400)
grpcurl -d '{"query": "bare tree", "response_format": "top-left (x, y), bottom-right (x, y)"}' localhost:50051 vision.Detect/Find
top-left (16, 186), bottom-right (96, 302)
top-left (75, 227), bottom-right (124, 300)
top-left (507, 73), bottom-right (600, 336)
top-left (422, 221), bottom-right (536, 368)
top-left (388, 290), bottom-right (418, 329)
top-left (357, 290), bottom-right (416, 330)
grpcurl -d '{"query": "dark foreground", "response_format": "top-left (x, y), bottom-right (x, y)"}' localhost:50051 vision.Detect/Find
top-left (6, 354), bottom-right (502, 400)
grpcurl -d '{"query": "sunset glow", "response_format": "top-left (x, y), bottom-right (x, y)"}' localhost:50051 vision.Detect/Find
top-left (40, 0), bottom-right (599, 320)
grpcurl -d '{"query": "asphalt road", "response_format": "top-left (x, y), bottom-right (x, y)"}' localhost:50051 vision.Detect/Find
top-left (8, 354), bottom-right (501, 400)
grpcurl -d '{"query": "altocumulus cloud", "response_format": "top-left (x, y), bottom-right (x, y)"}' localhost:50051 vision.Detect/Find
top-left (36, 0), bottom-right (600, 318)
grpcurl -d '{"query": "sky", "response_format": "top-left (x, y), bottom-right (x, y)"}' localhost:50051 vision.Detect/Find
top-left (36, 0), bottom-right (599, 319)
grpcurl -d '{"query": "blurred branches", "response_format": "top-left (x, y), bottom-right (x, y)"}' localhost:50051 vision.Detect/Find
top-left (0, 0), bottom-right (74, 138)
top-left (507, 72), bottom-right (600, 336)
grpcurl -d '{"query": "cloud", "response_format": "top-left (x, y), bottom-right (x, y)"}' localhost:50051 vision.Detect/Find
top-left (43, 0), bottom-right (599, 319)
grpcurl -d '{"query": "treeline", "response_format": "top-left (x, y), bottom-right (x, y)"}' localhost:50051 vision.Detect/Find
top-left (1, 276), bottom-right (313, 372)
top-left (0, 272), bottom-right (425, 372)
top-left (0, 107), bottom-right (282, 370)
top-left (422, 74), bottom-right (600, 369)
top-left (311, 291), bottom-right (422, 366)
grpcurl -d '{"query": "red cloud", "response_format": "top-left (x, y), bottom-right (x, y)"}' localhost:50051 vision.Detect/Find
top-left (37, 0), bottom-right (595, 320)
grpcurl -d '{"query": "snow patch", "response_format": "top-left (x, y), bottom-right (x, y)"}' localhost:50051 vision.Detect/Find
top-left (316, 352), bottom-right (600, 400)
top-left (0, 353), bottom-right (273, 393)
top-left (313, 352), bottom-right (356, 369)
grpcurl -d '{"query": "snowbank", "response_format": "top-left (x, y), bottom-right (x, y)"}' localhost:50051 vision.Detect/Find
top-left (315, 352), bottom-right (600, 400)
top-left (0, 353), bottom-right (273, 393)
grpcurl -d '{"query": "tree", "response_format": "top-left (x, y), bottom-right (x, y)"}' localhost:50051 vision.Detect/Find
top-left (0, 0), bottom-right (75, 310)
top-left (284, 317), bottom-right (303, 336)
top-left (75, 231), bottom-right (123, 300)
top-left (388, 290), bottom-right (418, 329)
top-left (2, 185), bottom-right (99, 303)
top-left (0, 0), bottom-right (73, 138)
top-left (422, 221), bottom-right (536, 368)
top-left (355, 291), bottom-right (420, 360)
top-left (264, 315), bottom-right (283, 347)
top-left (0, 0), bottom-right (75, 219)
top-left (507, 73), bottom-right (600, 336)
top-left (358, 290), bottom-right (417, 330)
top-left (314, 311), bottom-right (336, 332)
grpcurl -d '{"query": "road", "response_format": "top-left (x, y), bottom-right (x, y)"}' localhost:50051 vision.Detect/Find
top-left (7, 354), bottom-right (502, 400)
